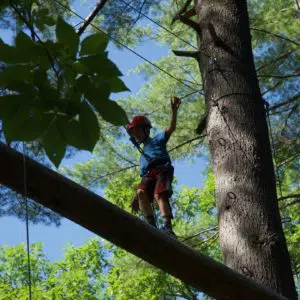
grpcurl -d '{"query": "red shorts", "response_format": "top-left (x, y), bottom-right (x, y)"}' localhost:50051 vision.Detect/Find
top-left (137, 166), bottom-right (174, 199)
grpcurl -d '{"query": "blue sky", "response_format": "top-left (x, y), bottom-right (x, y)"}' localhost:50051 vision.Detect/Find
top-left (0, 0), bottom-right (207, 261)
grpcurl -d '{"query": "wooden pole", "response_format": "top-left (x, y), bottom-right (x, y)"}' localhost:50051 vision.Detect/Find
top-left (0, 143), bottom-right (287, 300)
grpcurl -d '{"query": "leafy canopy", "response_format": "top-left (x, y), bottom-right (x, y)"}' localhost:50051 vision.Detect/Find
top-left (0, 1), bottom-right (129, 167)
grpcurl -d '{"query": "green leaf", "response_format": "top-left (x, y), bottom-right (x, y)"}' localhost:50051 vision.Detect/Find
top-left (42, 116), bottom-right (67, 167)
top-left (79, 102), bottom-right (100, 151)
top-left (56, 17), bottom-right (79, 58)
top-left (98, 100), bottom-right (128, 126)
top-left (71, 61), bottom-right (89, 74)
top-left (0, 95), bottom-right (52, 142)
top-left (33, 8), bottom-right (55, 31)
top-left (0, 65), bottom-right (33, 86)
top-left (76, 75), bottom-right (111, 107)
top-left (101, 76), bottom-right (130, 93)
top-left (61, 103), bottom-right (99, 151)
top-left (0, 39), bottom-right (20, 63)
top-left (79, 54), bottom-right (123, 77)
top-left (0, 0), bottom-right (9, 8)
top-left (15, 31), bottom-right (33, 50)
top-left (80, 33), bottom-right (108, 56)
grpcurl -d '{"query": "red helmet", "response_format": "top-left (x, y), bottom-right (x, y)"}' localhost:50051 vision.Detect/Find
top-left (127, 115), bottom-right (152, 131)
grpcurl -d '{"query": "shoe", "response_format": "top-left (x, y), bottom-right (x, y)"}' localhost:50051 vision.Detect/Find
top-left (162, 226), bottom-right (177, 238)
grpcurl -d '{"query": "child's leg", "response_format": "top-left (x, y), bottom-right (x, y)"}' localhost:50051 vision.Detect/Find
top-left (137, 189), bottom-right (153, 216)
top-left (137, 189), bottom-right (156, 227)
top-left (154, 193), bottom-right (175, 236)
top-left (154, 193), bottom-right (171, 217)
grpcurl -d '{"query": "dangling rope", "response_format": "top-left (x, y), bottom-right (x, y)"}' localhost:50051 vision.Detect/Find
top-left (22, 142), bottom-right (33, 300)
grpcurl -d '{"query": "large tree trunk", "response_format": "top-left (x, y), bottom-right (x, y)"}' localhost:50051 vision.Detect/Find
top-left (194, 0), bottom-right (297, 298)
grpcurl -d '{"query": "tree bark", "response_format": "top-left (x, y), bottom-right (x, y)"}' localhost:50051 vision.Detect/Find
top-left (193, 0), bottom-right (297, 299)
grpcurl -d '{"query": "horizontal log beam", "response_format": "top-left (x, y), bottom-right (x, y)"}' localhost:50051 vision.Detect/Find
top-left (0, 143), bottom-right (287, 300)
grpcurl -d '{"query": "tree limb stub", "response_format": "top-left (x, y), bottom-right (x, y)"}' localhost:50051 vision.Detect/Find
top-left (0, 143), bottom-right (287, 300)
top-left (178, 14), bottom-right (201, 34)
top-left (173, 50), bottom-right (199, 59)
top-left (171, 0), bottom-right (193, 25)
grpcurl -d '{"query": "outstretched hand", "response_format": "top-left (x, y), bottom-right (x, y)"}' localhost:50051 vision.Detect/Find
top-left (171, 96), bottom-right (181, 112)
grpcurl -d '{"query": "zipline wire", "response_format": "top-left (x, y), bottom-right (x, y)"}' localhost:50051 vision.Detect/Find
top-left (118, 0), bottom-right (198, 51)
top-left (53, 0), bottom-right (200, 93)
top-left (22, 143), bottom-right (33, 300)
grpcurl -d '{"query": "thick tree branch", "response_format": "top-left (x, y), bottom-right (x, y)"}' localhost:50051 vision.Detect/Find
top-left (77, 0), bottom-right (109, 36)
top-left (0, 143), bottom-right (287, 300)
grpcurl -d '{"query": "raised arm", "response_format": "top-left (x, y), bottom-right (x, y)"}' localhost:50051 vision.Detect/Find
top-left (166, 96), bottom-right (181, 138)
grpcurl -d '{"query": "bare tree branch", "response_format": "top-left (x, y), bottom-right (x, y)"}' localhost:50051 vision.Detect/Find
top-left (256, 50), bottom-right (298, 72)
top-left (277, 152), bottom-right (300, 168)
top-left (257, 73), bottom-right (300, 79)
top-left (280, 199), bottom-right (300, 209)
top-left (278, 194), bottom-right (300, 201)
top-left (77, 0), bottom-right (109, 36)
top-left (181, 226), bottom-right (217, 242)
top-left (269, 93), bottom-right (300, 111)
top-left (251, 27), bottom-right (300, 46)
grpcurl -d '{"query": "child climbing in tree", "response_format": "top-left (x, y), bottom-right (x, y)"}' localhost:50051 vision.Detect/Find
top-left (127, 97), bottom-right (181, 237)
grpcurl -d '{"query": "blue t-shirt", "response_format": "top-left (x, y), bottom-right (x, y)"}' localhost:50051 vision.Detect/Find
top-left (140, 131), bottom-right (171, 177)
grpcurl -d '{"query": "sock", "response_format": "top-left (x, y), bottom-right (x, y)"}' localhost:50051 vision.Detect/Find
top-left (146, 215), bottom-right (156, 227)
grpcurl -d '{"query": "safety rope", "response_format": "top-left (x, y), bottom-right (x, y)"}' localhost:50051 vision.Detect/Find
top-left (22, 142), bottom-right (33, 300)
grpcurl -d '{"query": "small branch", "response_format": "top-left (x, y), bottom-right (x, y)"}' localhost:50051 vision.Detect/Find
top-left (257, 73), bottom-right (300, 79)
top-left (256, 50), bottom-right (297, 72)
top-left (278, 194), bottom-right (300, 201)
top-left (128, 0), bottom-right (147, 31)
top-left (173, 50), bottom-right (199, 59)
top-left (281, 199), bottom-right (300, 209)
top-left (269, 93), bottom-right (300, 111)
top-left (251, 27), bottom-right (300, 46)
top-left (77, 0), bottom-right (109, 36)
top-left (277, 152), bottom-right (300, 168)
top-left (169, 134), bottom-right (206, 152)
top-left (262, 80), bottom-right (284, 96)
top-left (171, 0), bottom-right (193, 25)
top-left (181, 226), bottom-right (217, 242)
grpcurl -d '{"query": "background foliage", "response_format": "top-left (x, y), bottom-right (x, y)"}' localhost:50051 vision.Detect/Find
top-left (0, 0), bottom-right (299, 298)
